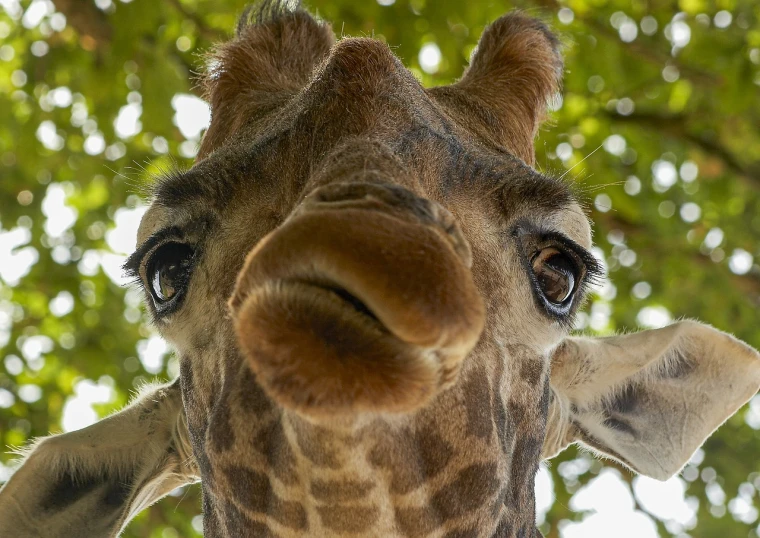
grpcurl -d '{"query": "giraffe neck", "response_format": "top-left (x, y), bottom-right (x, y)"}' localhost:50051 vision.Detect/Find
top-left (182, 341), bottom-right (550, 537)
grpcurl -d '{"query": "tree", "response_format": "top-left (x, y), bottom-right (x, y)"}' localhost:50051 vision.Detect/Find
top-left (1, 0), bottom-right (758, 536)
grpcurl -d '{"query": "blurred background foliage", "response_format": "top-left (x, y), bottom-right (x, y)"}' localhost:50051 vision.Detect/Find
top-left (0, 0), bottom-right (759, 536)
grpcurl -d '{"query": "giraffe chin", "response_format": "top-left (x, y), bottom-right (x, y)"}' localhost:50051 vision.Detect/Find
top-left (234, 279), bottom-right (449, 417)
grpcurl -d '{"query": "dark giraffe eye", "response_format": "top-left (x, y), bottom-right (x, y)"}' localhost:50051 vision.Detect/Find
top-left (513, 225), bottom-right (601, 321)
top-left (146, 243), bottom-right (194, 307)
top-left (531, 247), bottom-right (577, 304)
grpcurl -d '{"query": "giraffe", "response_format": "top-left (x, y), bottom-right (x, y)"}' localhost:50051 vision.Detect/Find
top-left (2, 2), bottom-right (759, 537)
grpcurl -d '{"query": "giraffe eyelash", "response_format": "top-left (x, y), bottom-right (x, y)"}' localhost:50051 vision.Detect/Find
top-left (532, 230), bottom-right (604, 289)
top-left (513, 223), bottom-right (604, 326)
top-left (122, 226), bottom-right (186, 281)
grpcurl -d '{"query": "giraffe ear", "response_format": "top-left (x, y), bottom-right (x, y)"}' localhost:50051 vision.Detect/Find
top-left (429, 12), bottom-right (562, 165)
top-left (543, 321), bottom-right (760, 480)
top-left (199, 3), bottom-right (334, 159)
top-left (0, 380), bottom-right (197, 538)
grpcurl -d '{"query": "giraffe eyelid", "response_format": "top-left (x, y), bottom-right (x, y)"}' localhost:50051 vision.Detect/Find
top-left (123, 221), bottom-right (209, 320)
top-left (512, 222), bottom-right (602, 324)
top-left (123, 215), bottom-right (215, 279)
top-left (144, 242), bottom-right (197, 318)
top-left (123, 226), bottom-right (187, 280)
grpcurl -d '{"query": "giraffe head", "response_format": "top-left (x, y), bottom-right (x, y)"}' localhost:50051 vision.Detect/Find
top-left (138, 3), bottom-right (587, 419)
top-left (2, 3), bottom-right (759, 537)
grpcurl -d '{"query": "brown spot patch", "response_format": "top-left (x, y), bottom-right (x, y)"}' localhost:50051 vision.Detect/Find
top-left (491, 517), bottom-right (512, 537)
top-left (538, 380), bottom-right (550, 415)
top-left (492, 355), bottom-right (514, 455)
top-left (223, 466), bottom-right (308, 530)
top-left (317, 504), bottom-right (379, 534)
top-left (238, 367), bottom-right (275, 415)
top-left (201, 493), bottom-right (223, 537)
top-left (180, 358), bottom-right (206, 420)
top-left (494, 393), bottom-right (513, 455)
top-left (222, 500), bottom-right (279, 538)
top-left (395, 505), bottom-right (441, 536)
top-left (252, 419), bottom-right (298, 485)
top-left (368, 425), bottom-right (453, 494)
top-left (208, 395), bottom-right (235, 453)
top-left (430, 462), bottom-right (500, 521)
top-left (310, 477), bottom-right (375, 503)
top-left (519, 356), bottom-right (543, 386)
top-left (291, 418), bottom-right (343, 469)
top-left (462, 366), bottom-right (493, 439)
top-left (492, 484), bottom-right (508, 519)
top-left (508, 400), bottom-right (526, 425)
top-left (506, 437), bottom-right (541, 507)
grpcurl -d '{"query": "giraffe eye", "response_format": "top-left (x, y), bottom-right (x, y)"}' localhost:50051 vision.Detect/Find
top-left (146, 243), bottom-right (195, 309)
top-left (531, 247), bottom-right (577, 304)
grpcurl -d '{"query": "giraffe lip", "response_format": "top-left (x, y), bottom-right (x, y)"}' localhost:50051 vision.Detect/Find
top-left (275, 277), bottom-right (385, 330)
top-left (309, 282), bottom-right (381, 324)
top-left (232, 276), bottom-right (443, 415)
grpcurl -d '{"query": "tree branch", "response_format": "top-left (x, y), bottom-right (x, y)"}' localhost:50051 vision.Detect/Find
top-left (51, 0), bottom-right (112, 46)
top-left (595, 211), bottom-right (760, 305)
top-left (531, 0), bottom-right (720, 87)
top-left (606, 111), bottom-right (760, 184)
top-left (581, 17), bottom-right (719, 87)
top-left (165, 0), bottom-right (227, 43)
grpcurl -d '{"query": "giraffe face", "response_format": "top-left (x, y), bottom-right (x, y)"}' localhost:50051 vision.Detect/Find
top-left (123, 5), bottom-right (597, 535)
top-left (130, 7), bottom-right (595, 415)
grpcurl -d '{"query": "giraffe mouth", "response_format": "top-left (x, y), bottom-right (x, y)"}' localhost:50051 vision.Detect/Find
top-left (252, 278), bottom-right (390, 339)
top-left (228, 206), bottom-right (485, 416)
top-left (276, 276), bottom-right (382, 325)
top-left (318, 283), bottom-right (381, 323)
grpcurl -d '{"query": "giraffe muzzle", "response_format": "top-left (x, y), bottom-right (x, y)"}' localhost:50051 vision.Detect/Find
top-left (229, 183), bottom-right (485, 417)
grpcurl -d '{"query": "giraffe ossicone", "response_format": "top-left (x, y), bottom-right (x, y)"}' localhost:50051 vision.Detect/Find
top-left (2, 2), bottom-right (759, 537)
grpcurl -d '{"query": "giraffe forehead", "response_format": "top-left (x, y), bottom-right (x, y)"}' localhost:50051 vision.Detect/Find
top-left (140, 32), bottom-right (576, 224)
top-left (137, 145), bottom-right (583, 256)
